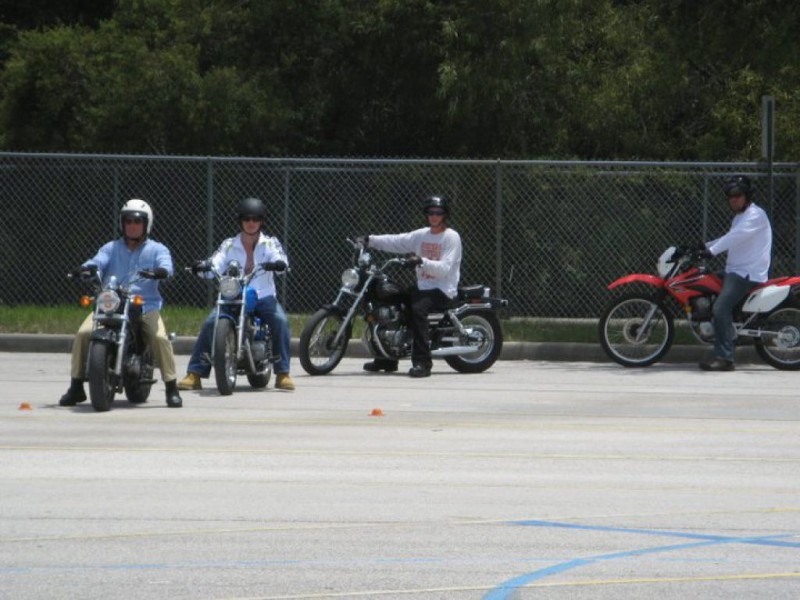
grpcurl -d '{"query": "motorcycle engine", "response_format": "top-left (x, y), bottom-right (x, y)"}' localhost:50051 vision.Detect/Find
top-left (251, 340), bottom-right (267, 363)
top-left (690, 297), bottom-right (713, 321)
top-left (375, 305), bottom-right (400, 325)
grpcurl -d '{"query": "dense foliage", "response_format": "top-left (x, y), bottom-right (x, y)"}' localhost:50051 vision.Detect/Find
top-left (1, 0), bottom-right (799, 160)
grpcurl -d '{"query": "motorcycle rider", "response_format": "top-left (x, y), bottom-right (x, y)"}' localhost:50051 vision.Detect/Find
top-left (178, 197), bottom-right (295, 391)
top-left (360, 195), bottom-right (462, 378)
top-left (59, 199), bottom-right (183, 407)
top-left (699, 175), bottom-right (772, 371)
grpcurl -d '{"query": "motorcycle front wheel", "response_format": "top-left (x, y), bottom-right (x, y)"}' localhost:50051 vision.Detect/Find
top-left (214, 318), bottom-right (238, 395)
top-left (88, 341), bottom-right (116, 412)
top-left (444, 310), bottom-right (503, 373)
top-left (299, 308), bottom-right (351, 375)
top-left (599, 293), bottom-right (674, 367)
top-left (755, 305), bottom-right (800, 370)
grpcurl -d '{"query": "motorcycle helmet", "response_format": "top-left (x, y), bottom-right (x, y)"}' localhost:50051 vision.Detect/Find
top-left (722, 175), bottom-right (752, 200)
top-left (237, 197), bottom-right (266, 222)
top-left (422, 195), bottom-right (449, 217)
top-left (120, 198), bottom-right (153, 237)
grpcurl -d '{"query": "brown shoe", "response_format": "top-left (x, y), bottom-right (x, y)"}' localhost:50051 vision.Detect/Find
top-left (275, 373), bottom-right (295, 391)
top-left (177, 372), bottom-right (202, 390)
top-left (699, 357), bottom-right (735, 372)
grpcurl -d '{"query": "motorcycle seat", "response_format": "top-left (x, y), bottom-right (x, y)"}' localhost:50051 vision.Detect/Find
top-left (457, 285), bottom-right (485, 301)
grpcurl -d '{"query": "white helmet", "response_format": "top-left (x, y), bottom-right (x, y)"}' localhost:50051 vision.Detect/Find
top-left (120, 198), bottom-right (154, 237)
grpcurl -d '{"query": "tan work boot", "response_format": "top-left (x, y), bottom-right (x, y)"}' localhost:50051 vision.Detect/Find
top-left (275, 373), bottom-right (295, 391)
top-left (177, 372), bottom-right (202, 391)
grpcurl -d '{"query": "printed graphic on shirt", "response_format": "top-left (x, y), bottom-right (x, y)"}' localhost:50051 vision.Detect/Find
top-left (421, 241), bottom-right (441, 260)
top-left (419, 241), bottom-right (442, 280)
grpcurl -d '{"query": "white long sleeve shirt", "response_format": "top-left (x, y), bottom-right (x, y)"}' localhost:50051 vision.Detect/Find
top-left (209, 233), bottom-right (288, 299)
top-left (368, 227), bottom-right (462, 298)
top-left (707, 203), bottom-right (772, 282)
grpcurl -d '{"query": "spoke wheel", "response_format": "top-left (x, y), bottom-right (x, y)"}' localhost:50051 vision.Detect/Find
top-left (299, 308), bottom-right (350, 375)
top-left (755, 306), bottom-right (800, 370)
top-left (214, 319), bottom-right (238, 395)
top-left (444, 311), bottom-right (503, 373)
top-left (599, 293), bottom-right (674, 367)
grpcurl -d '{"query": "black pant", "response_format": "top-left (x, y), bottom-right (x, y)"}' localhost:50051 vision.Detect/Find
top-left (408, 288), bottom-right (450, 368)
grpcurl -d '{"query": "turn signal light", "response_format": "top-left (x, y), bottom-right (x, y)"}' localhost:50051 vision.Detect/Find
top-left (79, 296), bottom-right (92, 308)
top-left (132, 295), bottom-right (144, 307)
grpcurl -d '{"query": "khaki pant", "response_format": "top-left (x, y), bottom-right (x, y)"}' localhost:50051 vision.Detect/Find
top-left (70, 310), bottom-right (177, 382)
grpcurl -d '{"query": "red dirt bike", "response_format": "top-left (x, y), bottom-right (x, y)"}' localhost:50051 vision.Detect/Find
top-left (599, 245), bottom-right (800, 369)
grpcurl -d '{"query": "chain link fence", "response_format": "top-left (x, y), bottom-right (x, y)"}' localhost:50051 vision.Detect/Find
top-left (1, 152), bottom-right (798, 318)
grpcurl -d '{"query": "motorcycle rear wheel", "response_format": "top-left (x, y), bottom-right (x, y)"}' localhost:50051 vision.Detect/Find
top-left (299, 308), bottom-right (351, 375)
top-left (755, 305), bottom-right (800, 370)
top-left (444, 310), bottom-right (503, 373)
top-left (124, 348), bottom-right (154, 404)
top-left (599, 293), bottom-right (674, 367)
top-left (88, 342), bottom-right (116, 412)
top-left (214, 318), bottom-right (237, 395)
top-left (247, 365), bottom-right (271, 388)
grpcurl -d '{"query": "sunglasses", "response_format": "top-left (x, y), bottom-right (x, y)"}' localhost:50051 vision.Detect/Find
top-left (426, 209), bottom-right (446, 216)
top-left (241, 216), bottom-right (263, 223)
top-left (123, 217), bottom-right (144, 224)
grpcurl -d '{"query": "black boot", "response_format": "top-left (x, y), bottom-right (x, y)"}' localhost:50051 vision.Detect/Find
top-left (408, 363), bottom-right (432, 378)
top-left (363, 358), bottom-right (399, 372)
top-left (59, 379), bottom-right (87, 406)
top-left (165, 380), bottom-right (183, 408)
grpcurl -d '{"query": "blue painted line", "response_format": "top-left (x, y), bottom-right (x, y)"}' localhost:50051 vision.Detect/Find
top-left (513, 519), bottom-right (800, 548)
top-left (484, 520), bottom-right (800, 600)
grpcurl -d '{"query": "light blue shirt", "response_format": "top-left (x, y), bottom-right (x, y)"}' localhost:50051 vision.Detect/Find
top-left (83, 238), bottom-right (174, 313)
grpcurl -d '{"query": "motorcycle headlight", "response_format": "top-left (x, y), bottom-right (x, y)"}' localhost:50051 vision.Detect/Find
top-left (97, 290), bottom-right (121, 313)
top-left (341, 268), bottom-right (360, 289)
top-left (219, 276), bottom-right (242, 300)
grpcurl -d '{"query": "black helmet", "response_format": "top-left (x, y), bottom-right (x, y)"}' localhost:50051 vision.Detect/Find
top-left (237, 197), bottom-right (266, 221)
top-left (723, 175), bottom-right (752, 200)
top-left (422, 195), bottom-right (449, 217)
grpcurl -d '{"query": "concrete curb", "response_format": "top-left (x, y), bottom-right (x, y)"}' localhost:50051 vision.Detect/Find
top-left (0, 333), bottom-right (760, 364)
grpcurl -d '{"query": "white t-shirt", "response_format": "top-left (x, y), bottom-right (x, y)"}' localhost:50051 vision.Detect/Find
top-left (368, 227), bottom-right (462, 298)
top-left (707, 203), bottom-right (772, 282)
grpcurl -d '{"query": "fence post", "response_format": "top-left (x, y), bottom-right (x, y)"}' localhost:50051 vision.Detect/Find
top-left (494, 160), bottom-right (503, 297)
top-left (281, 161), bottom-right (291, 308)
top-left (702, 175), bottom-right (709, 240)
top-left (205, 158), bottom-right (215, 306)
top-left (796, 169), bottom-right (800, 273)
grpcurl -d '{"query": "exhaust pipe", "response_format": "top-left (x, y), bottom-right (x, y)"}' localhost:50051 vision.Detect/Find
top-left (431, 346), bottom-right (479, 357)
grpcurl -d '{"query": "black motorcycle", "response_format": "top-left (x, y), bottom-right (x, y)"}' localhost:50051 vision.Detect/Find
top-left (69, 266), bottom-right (166, 412)
top-left (190, 259), bottom-right (286, 395)
top-left (299, 239), bottom-right (508, 375)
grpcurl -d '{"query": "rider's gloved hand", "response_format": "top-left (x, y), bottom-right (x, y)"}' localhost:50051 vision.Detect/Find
top-left (690, 242), bottom-right (713, 259)
top-left (405, 254), bottom-right (423, 268)
top-left (191, 259), bottom-right (211, 274)
top-left (261, 260), bottom-right (287, 272)
top-left (355, 235), bottom-right (369, 247)
top-left (73, 264), bottom-right (98, 279)
top-left (139, 268), bottom-right (169, 280)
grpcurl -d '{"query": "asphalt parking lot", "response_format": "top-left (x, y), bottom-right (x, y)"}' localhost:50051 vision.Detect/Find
top-left (2, 352), bottom-right (799, 599)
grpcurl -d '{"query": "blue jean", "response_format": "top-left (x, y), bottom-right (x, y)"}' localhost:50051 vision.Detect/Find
top-left (187, 295), bottom-right (292, 376)
top-left (712, 272), bottom-right (758, 361)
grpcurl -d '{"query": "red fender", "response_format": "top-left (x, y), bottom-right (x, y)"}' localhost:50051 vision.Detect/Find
top-left (762, 275), bottom-right (800, 288)
top-left (607, 273), bottom-right (667, 291)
